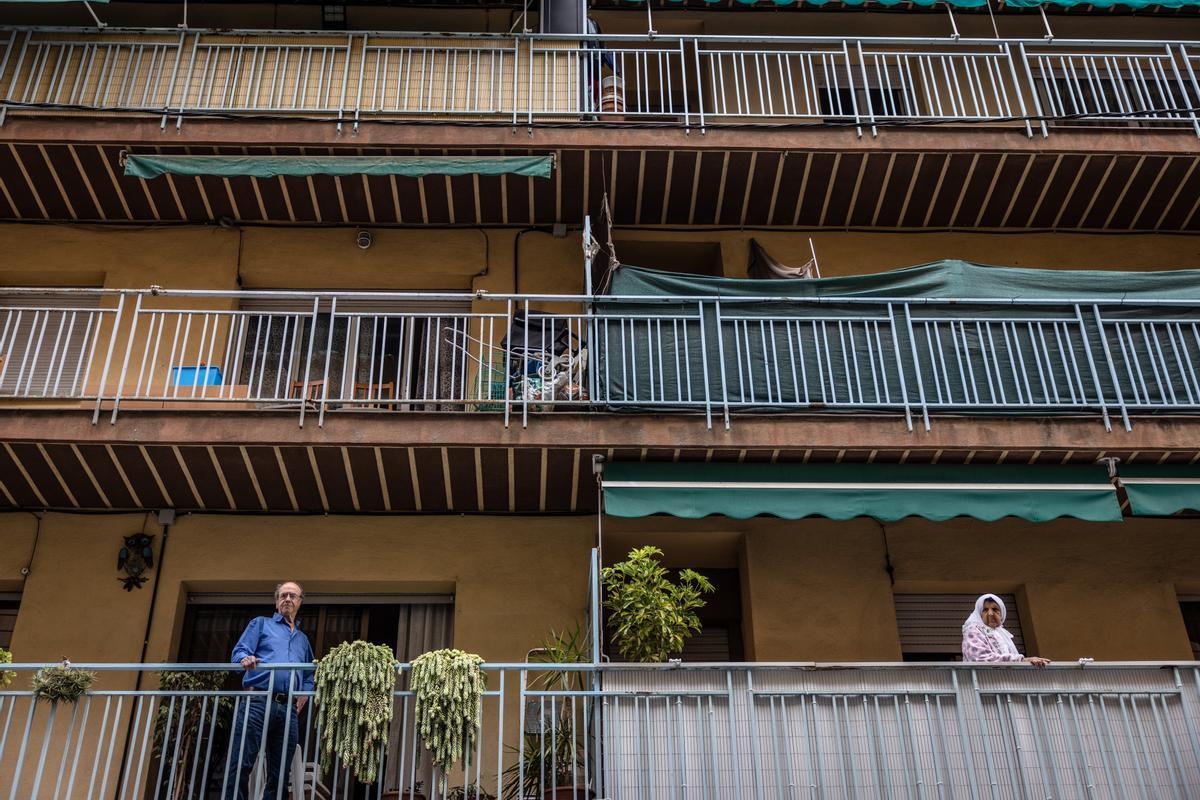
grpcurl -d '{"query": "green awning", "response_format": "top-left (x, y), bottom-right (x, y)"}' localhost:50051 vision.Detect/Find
top-left (1119, 466), bottom-right (1200, 516)
top-left (124, 154), bottom-right (554, 180)
top-left (601, 463), bottom-right (1121, 522)
top-left (616, 0), bottom-right (1197, 8)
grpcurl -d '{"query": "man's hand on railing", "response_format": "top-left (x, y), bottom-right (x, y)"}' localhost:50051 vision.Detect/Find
top-left (239, 655), bottom-right (258, 670)
top-left (1024, 656), bottom-right (1051, 668)
top-left (295, 696), bottom-right (307, 714)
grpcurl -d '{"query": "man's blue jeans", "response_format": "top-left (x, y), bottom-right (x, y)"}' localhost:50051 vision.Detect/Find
top-left (222, 696), bottom-right (299, 800)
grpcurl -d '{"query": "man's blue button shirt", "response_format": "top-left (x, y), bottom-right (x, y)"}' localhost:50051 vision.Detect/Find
top-left (231, 612), bottom-right (315, 693)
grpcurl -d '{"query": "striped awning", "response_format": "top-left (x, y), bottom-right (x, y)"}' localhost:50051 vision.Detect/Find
top-left (1118, 467), bottom-right (1200, 516)
top-left (601, 463), bottom-right (1122, 522)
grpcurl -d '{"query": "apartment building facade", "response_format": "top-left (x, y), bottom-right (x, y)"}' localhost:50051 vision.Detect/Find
top-left (1, 0), bottom-right (1200, 796)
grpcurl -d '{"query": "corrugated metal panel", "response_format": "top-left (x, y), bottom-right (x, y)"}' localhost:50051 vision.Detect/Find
top-left (681, 627), bottom-right (732, 662)
top-left (896, 593), bottom-right (1026, 655)
top-left (600, 665), bottom-right (1200, 799)
top-left (0, 293), bottom-right (103, 397)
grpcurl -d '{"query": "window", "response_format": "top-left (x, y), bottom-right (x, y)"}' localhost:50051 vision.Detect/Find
top-left (321, 4), bottom-right (346, 30)
top-left (234, 298), bottom-right (472, 408)
top-left (0, 593), bottom-right (19, 650)
top-left (818, 87), bottom-right (906, 120)
top-left (176, 593), bottom-right (451, 797)
top-left (611, 240), bottom-right (724, 277)
top-left (1181, 597), bottom-right (1200, 660)
top-left (0, 293), bottom-right (103, 398)
top-left (895, 593), bottom-right (1026, 662)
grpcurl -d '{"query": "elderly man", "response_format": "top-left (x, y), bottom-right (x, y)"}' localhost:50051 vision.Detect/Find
top-left (223, 581), bottom-right (315, 800)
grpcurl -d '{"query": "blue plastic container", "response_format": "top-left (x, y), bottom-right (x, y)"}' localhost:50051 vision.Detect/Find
top-left (171, 365), bottom-right (224, 386)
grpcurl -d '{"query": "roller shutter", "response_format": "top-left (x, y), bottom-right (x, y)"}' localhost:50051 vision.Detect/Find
top-left (0, 293), bottom-right (104, 397)
top-left (895, 593), bottom-right (1026, 660)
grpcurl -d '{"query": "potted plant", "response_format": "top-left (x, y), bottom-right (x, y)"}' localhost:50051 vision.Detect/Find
top-left (151, 670), bottom-right (234, 800)
top-left (410, 649), bottom-right (487, 795)
top-left (445, 784), bottom-right (497, 800)
top-left (503, 625), bottom-right (593, 799)
top-left (0, 647), bottom-right (13, 689)
top-left (31, 660), bottom-right (95, 704)
top-left (314, 640), bottom-right (397, 785)
top-left (602, 545), bottom-right (714, 662)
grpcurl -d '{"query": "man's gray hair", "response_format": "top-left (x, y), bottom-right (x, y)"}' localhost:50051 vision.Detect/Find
top-left (274, 581), bottom-right (304, 600)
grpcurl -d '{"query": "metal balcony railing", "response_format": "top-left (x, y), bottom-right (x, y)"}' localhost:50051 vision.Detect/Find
top-left (1, 661), bottom-right (1199, 799)
top-left (1, 288), bottom-right (1199, 430)
top-left (1, 27), bottom-right (1200, 136)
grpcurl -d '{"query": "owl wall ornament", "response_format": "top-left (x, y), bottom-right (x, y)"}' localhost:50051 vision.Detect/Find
top-left (117, 534), bottom-right (155, 591)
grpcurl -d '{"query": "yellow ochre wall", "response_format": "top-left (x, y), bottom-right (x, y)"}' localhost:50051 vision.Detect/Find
top-left (3, 512), bottom-right (1196, 667)
top-left (3, 224), bottom-right (1200, 295)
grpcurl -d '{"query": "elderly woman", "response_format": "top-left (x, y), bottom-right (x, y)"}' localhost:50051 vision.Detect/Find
top-left (962, 594), bottom-right (1050, 667)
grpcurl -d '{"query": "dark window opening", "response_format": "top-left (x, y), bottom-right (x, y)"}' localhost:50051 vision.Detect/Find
top-left (1181, 599), bottom-right (1200, 660)
top-left (0, 593), bottom-right (19, 650)
top-left (611, 240), bottom-right (725, 277)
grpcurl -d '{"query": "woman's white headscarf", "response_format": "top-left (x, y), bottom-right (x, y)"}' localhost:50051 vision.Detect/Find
top-left (963, 593), bottom-right (1021, 658)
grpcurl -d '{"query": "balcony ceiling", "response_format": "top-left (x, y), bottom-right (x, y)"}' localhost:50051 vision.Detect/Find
top-left (2, 131), bottom-right (1200, 229)
top-left (0, 411), bottom-right (1197, 513)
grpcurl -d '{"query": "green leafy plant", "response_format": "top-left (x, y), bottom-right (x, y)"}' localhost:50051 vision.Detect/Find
top-left (602, 546), bottom-right (714, 662)
top-left (152, 671), bottom-right (235, 800)
top-left (445, 784), bottom-right (497, 800)
top-left (314, 640), bottom-right (397, 784)
top-left (31, 661), bottom-right (95, 703)
top-left (410, 649), bottom-right (486, 786)
top-left (502, 724), bottom-right (585, 800)
top-left (0, 647), bottom-right (14, 689)
top-left (502, 625), bottom-right (591, 798)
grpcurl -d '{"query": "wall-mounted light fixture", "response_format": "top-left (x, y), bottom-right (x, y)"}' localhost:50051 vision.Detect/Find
top-left (117, 534), bottom-right (155, 591)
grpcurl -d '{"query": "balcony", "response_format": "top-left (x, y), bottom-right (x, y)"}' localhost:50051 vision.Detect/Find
top-left (2, 27), bottom-right (1200, 136)
top-left (1, 660), bottom-right (1199, 798)
top-left (1, 287), bottom-right (1198, 431)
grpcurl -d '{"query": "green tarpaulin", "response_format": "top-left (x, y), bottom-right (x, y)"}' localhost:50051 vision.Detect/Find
top-left (616, 0), bottom-right (1199, 8)
top-left (1119, 466), bottom-right (1200, 516)
top-left (594, 262), bottom-right (1200, 419)
top-left (608, 260), bottom-right (1200, 302)
top-left (124, 154), bottom-right (554, 180)
top-left (601, 463), bottom-right (1122, 522)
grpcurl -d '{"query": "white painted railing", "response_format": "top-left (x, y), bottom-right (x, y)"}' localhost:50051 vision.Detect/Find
top-left (1, 661), bottom-right (1198, 798)
top-left (2, 27), bottom-right (1199, 135)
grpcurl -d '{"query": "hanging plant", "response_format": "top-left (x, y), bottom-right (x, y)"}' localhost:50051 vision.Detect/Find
top-left (0, 647), bottom-right (14, 689)
top-left (410, 649), bottom-right (486, 782)
top-left (314, 640), bottom-right (397, 784)
top-left (32, 660), bottom-right (95, 703)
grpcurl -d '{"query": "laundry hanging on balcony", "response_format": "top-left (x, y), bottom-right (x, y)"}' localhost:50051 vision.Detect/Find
top-left (600, 463), bottom-right (1122, 522)
top-left (122, 154), bottom-right (554, 180)
top-left (592, 261), bottom-right (1200, 423)
top-left (1117, 466), bottom-right (1200, 516)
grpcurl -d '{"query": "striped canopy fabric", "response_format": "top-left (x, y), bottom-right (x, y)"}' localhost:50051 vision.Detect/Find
top-left (601, 463), bottom-right (1122, 522)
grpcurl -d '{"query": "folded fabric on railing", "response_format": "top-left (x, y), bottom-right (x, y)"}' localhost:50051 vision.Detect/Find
top-left (600, 463), bottom-right (1122, 522)
top-left (1118, 466), bottom-right (1200, 516)
top-left (123, 154), bottom-right (554, 180)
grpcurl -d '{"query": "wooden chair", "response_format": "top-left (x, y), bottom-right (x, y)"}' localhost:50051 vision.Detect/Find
top-left (353, 381), bottom-right (394, 409)
top-left (289, 379), bottom-right (325, 401)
